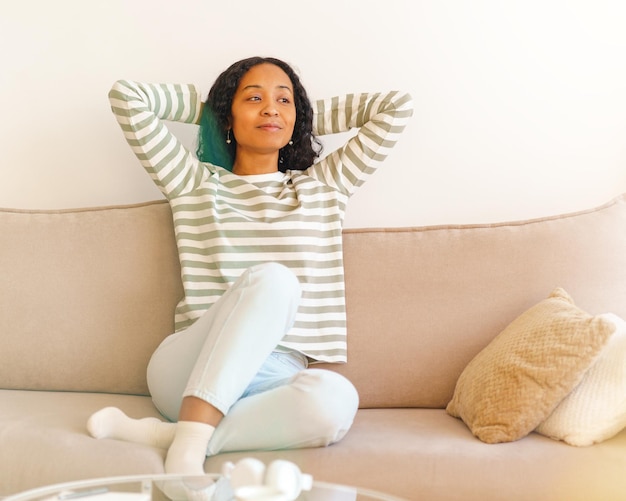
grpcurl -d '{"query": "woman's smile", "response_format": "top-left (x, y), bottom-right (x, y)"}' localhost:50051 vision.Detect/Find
top-left (258, 122), bottom-right (282, 131)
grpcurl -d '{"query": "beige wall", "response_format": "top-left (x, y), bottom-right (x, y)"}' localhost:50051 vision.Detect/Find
top-left (2, 0), bottom-right (626, 227)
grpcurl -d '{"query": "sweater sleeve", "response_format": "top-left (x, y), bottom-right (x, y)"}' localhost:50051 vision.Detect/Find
top-left (108, 80), bottom-right (210, 199)
top-left (306, 91), bottom-right (414, 196)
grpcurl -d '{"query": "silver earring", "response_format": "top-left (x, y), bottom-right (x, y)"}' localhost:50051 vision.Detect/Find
top-left (288, 139), bottom-right (293, 146)
top-left (226, 130), bottom-right (232, 144)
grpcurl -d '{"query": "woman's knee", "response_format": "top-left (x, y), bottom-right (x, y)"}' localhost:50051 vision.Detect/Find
top-left (248, 263), bottom-right (301, 315)
top-left (291, 369), bottom-right (359, 443)
top-left (251, 263), bottom-right (300, 295)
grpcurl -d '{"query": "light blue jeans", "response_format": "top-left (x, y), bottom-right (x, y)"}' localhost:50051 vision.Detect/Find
top-left (147, 262), bottom-right (359, 455)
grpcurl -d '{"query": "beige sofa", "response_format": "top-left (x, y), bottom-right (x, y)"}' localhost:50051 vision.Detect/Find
top-left (2, 195), bottom-right (626, 500)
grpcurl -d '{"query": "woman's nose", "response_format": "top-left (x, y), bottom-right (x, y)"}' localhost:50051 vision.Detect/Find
top-left (262, 105), bottom-right (279, 116)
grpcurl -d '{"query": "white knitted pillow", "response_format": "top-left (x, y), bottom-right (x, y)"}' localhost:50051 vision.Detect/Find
top-left (536, 313), bottom-right (626, 446)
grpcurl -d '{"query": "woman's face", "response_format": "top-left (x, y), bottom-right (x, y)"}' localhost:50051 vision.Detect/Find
top-left (230, 63), bottom-right (297, 158)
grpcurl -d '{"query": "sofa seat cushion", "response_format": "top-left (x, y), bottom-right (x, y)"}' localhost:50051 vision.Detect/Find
top-left (209, 409), bottom-right (626, 501)
top-left (4, 389), bottom-right (626, 501)
top-left (0, 390), bottom-right (165, 497)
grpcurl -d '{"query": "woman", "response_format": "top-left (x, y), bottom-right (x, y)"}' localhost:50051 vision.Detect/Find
top-left (88, 56), bottom-right (413, 478)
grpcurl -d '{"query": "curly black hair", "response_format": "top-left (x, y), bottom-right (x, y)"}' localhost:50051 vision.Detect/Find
top-left (197, 56), bottom-right (323, 173)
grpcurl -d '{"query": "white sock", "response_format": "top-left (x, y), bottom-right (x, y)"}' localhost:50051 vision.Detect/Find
top-left (87, 407), bottom-right (176, 449)
top-left (164, 420), bottom-right (215, 476)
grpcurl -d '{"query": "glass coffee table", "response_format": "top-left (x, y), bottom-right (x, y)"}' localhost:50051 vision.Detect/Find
top-left (4, 473), bottom-right (407, 501)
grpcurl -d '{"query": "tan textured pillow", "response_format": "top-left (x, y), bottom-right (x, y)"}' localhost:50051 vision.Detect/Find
top-left (446, 288), bottom-right (615, 444)
top-left (536, 313), bottom-right (626, 446)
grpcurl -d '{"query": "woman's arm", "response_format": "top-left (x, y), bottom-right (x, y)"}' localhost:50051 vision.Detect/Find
top-left (108, 80), bottom-right (209, 199)
top-left (307, 91), bottom-right (414, 196)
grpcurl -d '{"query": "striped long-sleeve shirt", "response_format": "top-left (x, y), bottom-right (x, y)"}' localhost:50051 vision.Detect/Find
top-left (109, 80), bottom-right (413, 363)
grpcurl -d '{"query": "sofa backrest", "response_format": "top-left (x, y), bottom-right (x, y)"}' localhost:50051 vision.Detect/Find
top-left (0, 201), bottom-right (183, 396)
top-left (330, 194), bottom-right (626, 407)
top-left (2, 196), bottom-right (626, 409)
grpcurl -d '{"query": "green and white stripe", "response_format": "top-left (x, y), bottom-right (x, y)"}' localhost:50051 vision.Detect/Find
top-left (109, 80), bottom-right (413, 363)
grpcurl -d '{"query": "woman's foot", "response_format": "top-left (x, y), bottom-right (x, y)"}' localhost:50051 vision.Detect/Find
top-left (160, 421), bottom-right (216, 501)
top-left (87, 406), bottom-right (176, 449)
top-left (164, 420), bottom-right (215, 475)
